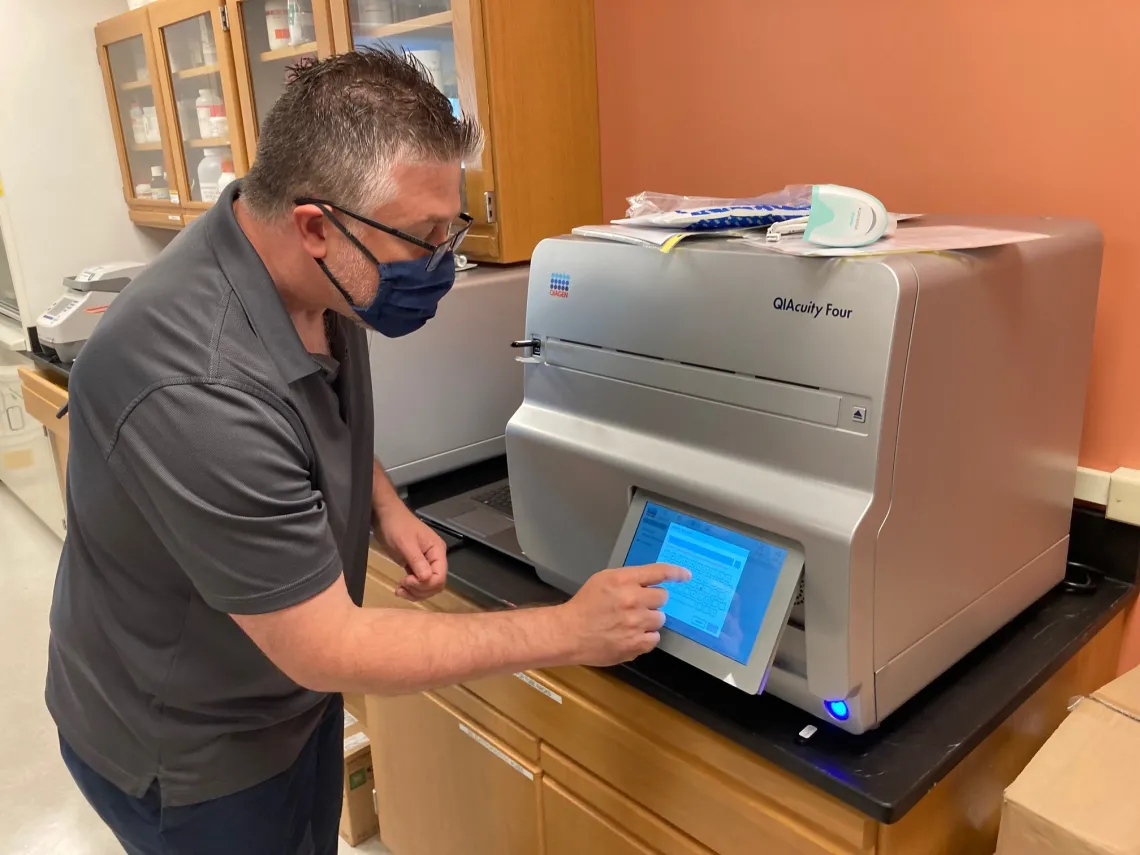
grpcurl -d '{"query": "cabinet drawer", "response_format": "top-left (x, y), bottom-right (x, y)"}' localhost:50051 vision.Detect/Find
top-left (549, 665), bottom-right (875, 854)
top-left (544, 746), bottom-right (713, 855)
top-left (511, 672), bottom-right (868, 854)
top-left (18, 368), bottom-right (68, 436)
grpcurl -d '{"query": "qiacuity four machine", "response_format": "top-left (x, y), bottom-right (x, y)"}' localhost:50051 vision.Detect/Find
top-left (505, 219), bottom-right (1102, 733)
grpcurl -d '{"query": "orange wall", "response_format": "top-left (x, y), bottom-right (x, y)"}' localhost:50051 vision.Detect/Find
top-left (595, 0), bottom-right (1140, 472)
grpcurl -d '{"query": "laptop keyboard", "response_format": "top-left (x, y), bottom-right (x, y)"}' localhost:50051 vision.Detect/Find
top-left (472, 483), bottom-right (514, 519)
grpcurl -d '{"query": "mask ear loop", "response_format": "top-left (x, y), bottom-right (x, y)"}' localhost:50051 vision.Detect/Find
top-left (309, 203), bottom-right (387, 310)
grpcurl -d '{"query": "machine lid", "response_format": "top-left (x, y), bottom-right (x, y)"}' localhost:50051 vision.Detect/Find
top-left (63, 275), bottom-right (133, 294)
top-left (66, 261), bottom-right (145, 294)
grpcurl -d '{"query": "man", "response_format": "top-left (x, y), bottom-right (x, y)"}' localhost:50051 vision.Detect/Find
top-left (47, 49), bottom-right (686, 854)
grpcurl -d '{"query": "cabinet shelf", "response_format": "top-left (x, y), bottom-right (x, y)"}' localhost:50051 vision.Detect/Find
top-left (354, 10), bottom-right (452, 38)
top-left (120, 78), bottom-right (153, 91)
top-left (187, 137), bottom-right (230, 148)
top-left (130, 141), bottom-right (164, 151)
top-left (175, 63), bottom-right (219, 80)
top-left (259, 41), bottom-right (318, 62)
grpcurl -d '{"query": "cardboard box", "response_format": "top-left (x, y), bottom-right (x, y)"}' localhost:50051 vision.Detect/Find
top-left (340, 713), bottom-right (379, 847)
top-left (996, 666), bottom-right (1140, 855)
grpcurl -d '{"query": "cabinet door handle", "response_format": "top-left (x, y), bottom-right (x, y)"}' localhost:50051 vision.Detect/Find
top-left (458, 723), bottom-right (534, 780)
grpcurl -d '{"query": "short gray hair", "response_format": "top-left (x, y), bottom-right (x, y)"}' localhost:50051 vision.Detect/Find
top-left (242, 47), bottom-right (482, 220)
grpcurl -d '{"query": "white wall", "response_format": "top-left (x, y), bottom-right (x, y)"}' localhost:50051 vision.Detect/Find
top-left (0, 0), bottom-right (173, 329)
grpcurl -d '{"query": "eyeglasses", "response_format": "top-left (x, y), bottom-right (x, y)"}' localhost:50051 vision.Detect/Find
top-left (295, 197), bottom-right (473, 272)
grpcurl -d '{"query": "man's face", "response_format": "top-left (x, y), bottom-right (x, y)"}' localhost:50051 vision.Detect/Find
top-left (325, 159), bottom-right (463, 309)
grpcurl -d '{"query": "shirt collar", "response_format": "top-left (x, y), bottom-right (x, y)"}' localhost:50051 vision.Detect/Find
top-left (205, 180), bottom-right (322, 385)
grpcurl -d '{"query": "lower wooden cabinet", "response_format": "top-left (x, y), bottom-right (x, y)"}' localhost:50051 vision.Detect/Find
top-left (366, 690), bottom-right (540, 855)
top-left (17, 367), bottom-right (70, 515)
top-left (362, 549), bottom-right (1123, 855)
top-left (544, 778), bottom-right (659, 855)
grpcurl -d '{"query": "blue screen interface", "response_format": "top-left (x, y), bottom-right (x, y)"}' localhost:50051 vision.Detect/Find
top-left (624, 502), bottom-right (788, 664)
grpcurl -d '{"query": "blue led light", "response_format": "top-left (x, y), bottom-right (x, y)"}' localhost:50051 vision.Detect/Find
top-left (825, 700), bottom-right (850, 721)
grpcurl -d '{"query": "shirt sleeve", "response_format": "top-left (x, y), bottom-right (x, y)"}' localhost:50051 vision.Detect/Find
top-left (106, 380), bottom-right (343, 615)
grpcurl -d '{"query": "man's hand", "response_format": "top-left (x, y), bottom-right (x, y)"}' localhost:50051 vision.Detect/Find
top-left (378, 506), bottom-right (448, 601)
top-left (557, 563), bottom-right (691, 666)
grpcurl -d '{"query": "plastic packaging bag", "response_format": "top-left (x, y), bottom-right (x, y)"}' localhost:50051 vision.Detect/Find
top-left (617, 185), bottom-right (813, 231)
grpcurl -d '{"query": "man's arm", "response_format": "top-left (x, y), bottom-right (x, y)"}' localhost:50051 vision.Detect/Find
top-left (231, 563), bottom-right (688, 696)
top-left (370, 457), bottom-right (404, 525)
top-left (371, 457), bottom-right (447, 600)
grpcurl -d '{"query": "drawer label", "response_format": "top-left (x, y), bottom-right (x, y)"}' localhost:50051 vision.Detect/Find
top-left (458, 723), bottom-right (534, 780)
top-left (514, 672), bottom-right (562, 704)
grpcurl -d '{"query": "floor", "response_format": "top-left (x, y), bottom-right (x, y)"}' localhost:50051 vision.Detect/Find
top-left (0, 483), bottom-right (390, 855)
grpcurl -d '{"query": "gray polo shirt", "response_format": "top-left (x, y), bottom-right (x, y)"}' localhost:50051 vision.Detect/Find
top-left (46, 180), bottom-right (375, 806)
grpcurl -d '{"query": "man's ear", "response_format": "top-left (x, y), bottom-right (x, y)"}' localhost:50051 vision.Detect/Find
top-left (293, 204), bottom-right (330, 261)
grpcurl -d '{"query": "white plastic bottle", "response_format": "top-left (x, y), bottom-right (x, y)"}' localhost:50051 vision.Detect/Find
top-left (198, 148), bottom-right (226, 203)
top-left (209, 96), bottom-right (228, 139)
top-left (130, 102), bottom-right (146, 145)
top-left (265, 0), bottom-right (291, 50)
top-left (143, 106), bottom-right (161, 143)
top-left (288, 0), bottom-right (315, 45)
top-left (195, 89), bottom-right (216, 139)
top-left (216, 156), bottom-right (237, 195)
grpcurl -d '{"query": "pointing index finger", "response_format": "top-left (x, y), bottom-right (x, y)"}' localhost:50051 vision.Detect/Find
top-left (633, 563), bottom-right (691, 587)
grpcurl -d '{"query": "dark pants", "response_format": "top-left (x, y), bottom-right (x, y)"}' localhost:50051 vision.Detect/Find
top-left (60, 698), bottom-right (344, 855)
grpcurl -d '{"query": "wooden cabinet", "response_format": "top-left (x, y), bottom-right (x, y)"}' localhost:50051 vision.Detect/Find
top-left (543, 760), bottom-right (715, 855)
top-left (95, 0), bottom-right (600, 263)
top-left (16, 368), bottom-right (69, 516)
top-left (362, 547), bottom-right (1126, 855)
top-left (95, 9), bottom-right (186, 229)
top-left (96, 0), bottom-right (335, 228)
top-left (149, 0), bottom-right (249, 217)
top-left (366, 690), bottom-right (541, 855)
top-left (328, 0), bottom-right (601, 262)
top-left (545, 779), bottom-right (661, 855)
top-left (226, 0), bottom-right (335, 159)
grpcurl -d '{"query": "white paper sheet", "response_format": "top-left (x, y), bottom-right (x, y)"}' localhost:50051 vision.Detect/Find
top-left (572, 224), bottom-right (764, 253)
top-left (746, 224), bottom-right (1048, 257)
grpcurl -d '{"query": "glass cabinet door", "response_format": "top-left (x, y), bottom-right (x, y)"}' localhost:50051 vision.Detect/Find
top-left (347, 0), bottom-right (458, 110)
top-left (152, 3), bottom-right (246, 208)
top-left (97, 23), bottom-right (180, 212)
top-left (337, 0), bottom-right (498, 256)
top-left (229, 0), bottom-right (333, 159)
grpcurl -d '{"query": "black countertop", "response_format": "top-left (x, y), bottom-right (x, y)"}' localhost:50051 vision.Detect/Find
top-left (21, 347), bottom-right (71, 385)
top-left (407, 464), bottom-right (1135, 823)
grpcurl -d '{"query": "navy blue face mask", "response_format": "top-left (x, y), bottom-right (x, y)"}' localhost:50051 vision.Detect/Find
top-left (299, 198), bottom-right (471, 338)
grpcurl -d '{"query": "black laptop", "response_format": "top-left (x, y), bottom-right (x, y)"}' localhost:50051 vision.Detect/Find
top-left (416, 478), bottom-right (527, 563)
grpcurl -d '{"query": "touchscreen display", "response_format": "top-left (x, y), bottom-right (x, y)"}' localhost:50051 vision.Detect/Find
top-left (624, 502), bottom-right (788, 664)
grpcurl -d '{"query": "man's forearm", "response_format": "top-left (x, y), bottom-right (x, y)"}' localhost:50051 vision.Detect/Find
top-left (320, 603), bottom-right (577, 695)
top-left (371, 458), bottom-right (404, 523)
